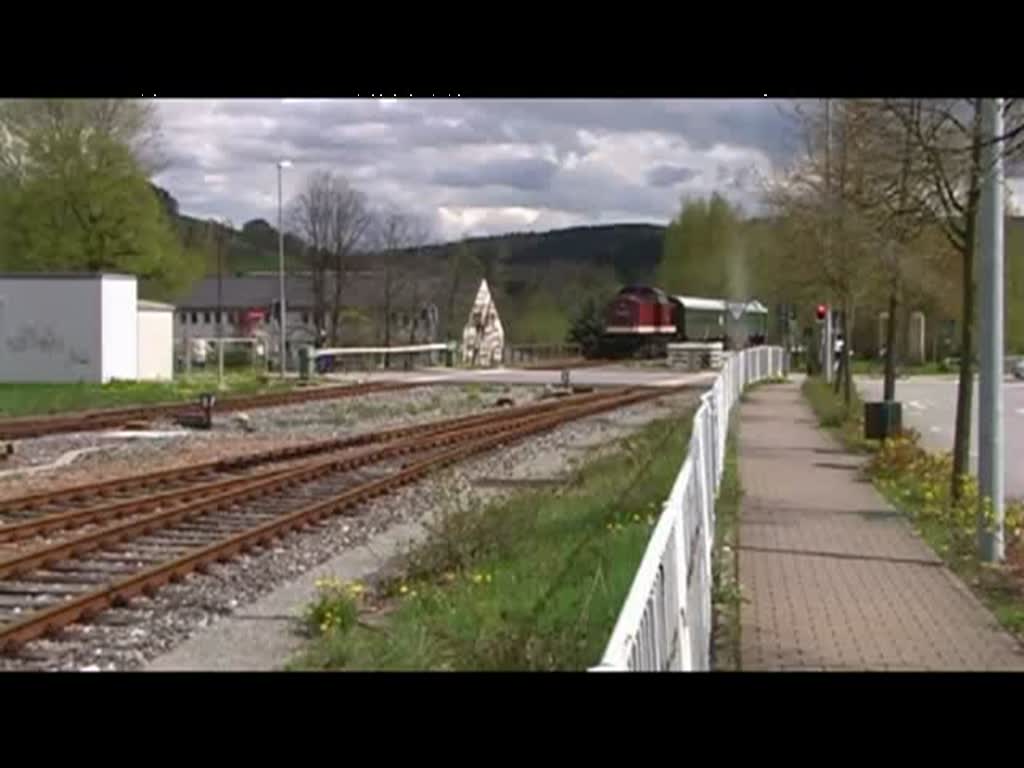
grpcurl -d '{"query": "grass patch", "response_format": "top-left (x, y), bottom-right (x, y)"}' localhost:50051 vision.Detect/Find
top-left (801, 376), bottom-right (1024, 643)
top-left (711, 414), bottom-right (743, 671)
top-left (800, 376), bottom-right (872, 452)
top-left (0, 372), bottom-right (296, 418)
top-left (288, 404), bottom-right (697, 671)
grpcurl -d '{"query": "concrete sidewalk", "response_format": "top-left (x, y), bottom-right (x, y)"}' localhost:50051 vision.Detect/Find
top-left (737, 381), bottom-right (1024, 671)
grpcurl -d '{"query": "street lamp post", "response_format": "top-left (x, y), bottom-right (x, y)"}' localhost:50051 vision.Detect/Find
top-left (978, 98), bottom-right (1005, 562)
top-left (216, 221), bottom-right (225, 389)
top-left (277, 159), bottom-right (292, 375)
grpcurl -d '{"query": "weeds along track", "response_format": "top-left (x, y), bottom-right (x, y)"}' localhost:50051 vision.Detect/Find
top-left (0, 381), bottom-right (421, 441)
top-left (0, 386), bottom-right (683, 653)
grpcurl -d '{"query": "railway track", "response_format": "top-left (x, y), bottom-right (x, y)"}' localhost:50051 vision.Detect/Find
top-left (0, 380), bottom-right (419, 441)
top-left (0, 388), bottom-right (625, 544)
top-left (0, 385), bottom-right (683, 654)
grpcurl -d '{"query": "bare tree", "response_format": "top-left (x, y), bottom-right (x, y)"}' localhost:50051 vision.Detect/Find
top-left (402, 217), bottom-right (434, 346)
top-left (370, 207), bottom-right (418, 365)
top-left (326, 182), bottom-right (373, 345)
top-left (764, 100), bottom-right (885, 404)
top-left (880, 99), bottom-right (1024, 500)
top-left (287, 170), bottom-right (373, 345)
top-left (287, 170), bottom-right (335, 342)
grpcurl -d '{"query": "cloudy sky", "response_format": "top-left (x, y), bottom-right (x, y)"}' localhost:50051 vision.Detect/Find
top-left (153, 99), bottom-right (1023, 243)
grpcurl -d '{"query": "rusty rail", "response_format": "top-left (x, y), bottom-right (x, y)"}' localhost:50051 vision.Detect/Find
top-left (0, 388), bottom-right (623, 517)
top-left (0, 380), bottom-right (419, 440)
top-left (0, 385), bottom-right (684, 652)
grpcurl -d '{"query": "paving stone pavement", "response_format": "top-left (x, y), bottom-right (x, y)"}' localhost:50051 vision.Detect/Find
top-left (737, 381), bottom-right (1024, 671)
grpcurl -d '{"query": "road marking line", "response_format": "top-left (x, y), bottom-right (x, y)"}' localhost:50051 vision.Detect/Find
top-left (929, 426), bottom-right (942, 433)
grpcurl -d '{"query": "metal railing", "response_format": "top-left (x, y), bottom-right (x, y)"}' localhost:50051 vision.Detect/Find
top-left (591, 345), bottom-right (786, 672)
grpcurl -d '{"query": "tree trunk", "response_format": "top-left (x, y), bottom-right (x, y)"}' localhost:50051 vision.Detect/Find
top-left (330, 267), bottom-right (343, 346)
top-left (383, 266), bottom-right (392, 369)
top-left (952, 204), bottom-right (978, 503)
top-left (883, 291), bottom-right (898, 401)
top-left (833, 309), bottom-right (842, 395)
top-left (446, 271), bottom-right (461, 341)
top-left (842, 305), bottom-right (853, 406)
top-left (951, 103), bottom-right (984, 504)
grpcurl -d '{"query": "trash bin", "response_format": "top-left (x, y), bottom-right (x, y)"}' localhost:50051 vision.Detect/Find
top-left (298, 345), bottom-right (314, 381)
top-left (864, 401), bottom-right (902, 440)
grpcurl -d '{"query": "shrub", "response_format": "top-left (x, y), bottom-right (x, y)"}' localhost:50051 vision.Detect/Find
top-left (303, 578), bottom-right (363, 636)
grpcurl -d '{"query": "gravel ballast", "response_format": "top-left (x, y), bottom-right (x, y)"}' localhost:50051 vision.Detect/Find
top-left (0, 387), bottom-right (698, 671)
top-left (0, 384), bottom-right (531, 499)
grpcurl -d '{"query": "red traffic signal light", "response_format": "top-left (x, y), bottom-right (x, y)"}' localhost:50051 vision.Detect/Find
top-left (816, 304), bottom-right (828, 321)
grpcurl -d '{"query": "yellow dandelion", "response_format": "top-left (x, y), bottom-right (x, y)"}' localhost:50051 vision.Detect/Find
top-left (400, 584), bottom-right (409, 594)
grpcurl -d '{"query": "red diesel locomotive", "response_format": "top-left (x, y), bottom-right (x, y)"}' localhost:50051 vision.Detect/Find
top-left (604, 285), bottom-right (677, 335)
top-left (602, 285), bottom-right (769, 358)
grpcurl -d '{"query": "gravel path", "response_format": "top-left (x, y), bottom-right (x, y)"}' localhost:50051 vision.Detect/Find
top-left (0, 388), bottom-right (697, 671)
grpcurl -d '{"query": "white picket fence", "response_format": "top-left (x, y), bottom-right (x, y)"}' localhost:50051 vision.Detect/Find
top-left (591, 346), bottom-right (786, 672)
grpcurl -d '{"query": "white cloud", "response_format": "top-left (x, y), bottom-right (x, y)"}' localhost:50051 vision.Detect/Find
top-left (155, 98), bottom-right (991, 241)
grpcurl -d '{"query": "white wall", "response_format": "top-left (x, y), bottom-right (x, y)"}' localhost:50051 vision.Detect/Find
top-left (100, 275), bottom-right (138, 382)
top-left (138, 308), bottom-right (174, 381)
top-left (0, 277), bottom-right (104, 382)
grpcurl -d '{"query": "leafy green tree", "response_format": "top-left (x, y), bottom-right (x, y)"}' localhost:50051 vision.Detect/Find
top-left (657, 193), bottom-right (745, 299)
top-left (513, 291), bottom-right (569, 344)
top-left (567, 296), bottom-right (607, 357)
top-left (0, 99), bottom-right (202, 298)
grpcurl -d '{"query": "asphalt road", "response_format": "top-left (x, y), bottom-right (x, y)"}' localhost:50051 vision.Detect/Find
top-left (856, 374), bottom-right (1024, 501)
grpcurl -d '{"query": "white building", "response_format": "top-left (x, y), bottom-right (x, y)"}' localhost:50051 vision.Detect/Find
top-left (173, 273), bottom-right (442, 366)
top-left (137, 300), bottom-right (175, 381)
top-left (0, 273), bottom-right (139, 383)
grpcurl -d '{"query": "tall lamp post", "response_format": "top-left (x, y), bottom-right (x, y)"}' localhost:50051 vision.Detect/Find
top-left (978, 98), bottom-right (1005, 562)
top-left (277, 159), bottom-right (292, 375)
top-left (214, 216), bottom-right (231, 389)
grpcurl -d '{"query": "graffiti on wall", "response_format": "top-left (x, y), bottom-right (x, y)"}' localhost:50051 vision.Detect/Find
top-left (5, 324), bottom-right (91, 368)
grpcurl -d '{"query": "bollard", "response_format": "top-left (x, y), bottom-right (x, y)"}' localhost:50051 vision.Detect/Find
top-left (298, 345), bottom-right (314, 381)
top-left (199, 393), bottom-right (217, 429)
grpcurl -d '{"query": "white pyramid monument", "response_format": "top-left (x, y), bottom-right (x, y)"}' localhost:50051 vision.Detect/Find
top-left (461, 279), bottom-right (505, 367)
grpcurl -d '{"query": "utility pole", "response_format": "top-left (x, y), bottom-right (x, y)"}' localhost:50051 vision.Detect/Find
top-left (277, 159), bottom-right (292, 376)
top-left (978, 97), bottom-right (1005, 563)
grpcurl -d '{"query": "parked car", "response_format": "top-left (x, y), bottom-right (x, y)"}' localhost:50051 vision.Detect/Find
top-left (1013, 358), bottom-right (1024, 380)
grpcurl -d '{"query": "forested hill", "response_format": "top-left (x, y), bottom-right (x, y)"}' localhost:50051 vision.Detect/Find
top-left (414, 223), bottom-right (666, 283)
top-left (154, 185), bottom-right (666, 284)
